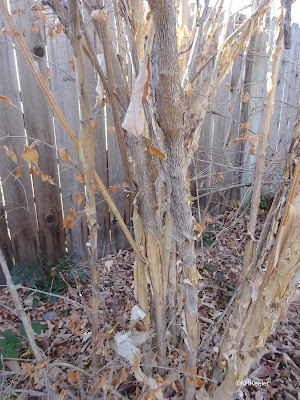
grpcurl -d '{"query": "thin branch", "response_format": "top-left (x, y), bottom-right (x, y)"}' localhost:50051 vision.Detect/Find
top-left (98, 13), bottom-right (136, 191)
top-left (192, 179), bottom-right (289, 201)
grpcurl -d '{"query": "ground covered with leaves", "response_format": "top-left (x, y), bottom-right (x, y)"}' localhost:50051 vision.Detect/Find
top-left (0, 208), bottom-right (299, 399)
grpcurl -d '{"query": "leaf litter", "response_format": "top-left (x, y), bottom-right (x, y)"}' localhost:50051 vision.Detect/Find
top-left (0, 209), bottom-right (299, 399)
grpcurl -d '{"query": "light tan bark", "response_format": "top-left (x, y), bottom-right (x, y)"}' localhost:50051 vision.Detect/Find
top-left (68, 0), bottom-right (99, 368)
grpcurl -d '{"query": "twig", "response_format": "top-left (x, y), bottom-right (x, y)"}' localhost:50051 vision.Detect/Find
top-left (139, 364), bottom-right (217, 383)
top-left (0, 389), bottom-right (47, 396)
top-left (98, 13), bottom-right (136, 191)
top-left (192, 179), bottom-right (289, 200)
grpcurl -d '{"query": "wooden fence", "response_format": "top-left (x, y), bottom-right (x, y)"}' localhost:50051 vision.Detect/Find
top-left (0, 0), bottom-right (300, 270)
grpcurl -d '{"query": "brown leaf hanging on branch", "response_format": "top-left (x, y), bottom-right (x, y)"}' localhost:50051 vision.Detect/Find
top-left (91, 9), bottom-right (108, 23)
top-left (74, 192), bottom-right (83, 207)
top-left (59, 148), bottom-right (72, 163)
top-left (28, 165), bottom-right (56, 185)
top-left (63, 208), bottom-right (77, 229)
top-left (56, 22), bottom-right (62, 35)
top-left (14, 167), bottom-right (21, 180)
top-left (122, 55), bottom-right (150, 138)
top-left (3, 145), bottom-right (18, 164)
top-left (248, 133), bottom-right (260, 155)
top-left (1, 27), bottom-right (15, 37)
top-left (239, 92), bottom-right (250, 103)
top-left (146, 146), bottom-right (166, 159)
top-left (75, 172), bottom-right (84, 183)
top-left (21, 143), bottom-right (39, 166)
top-left (0, 95), bottom-right (17, 107)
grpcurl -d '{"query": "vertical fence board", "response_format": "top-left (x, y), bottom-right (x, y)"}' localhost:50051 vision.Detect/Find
top-left (46, 24), bottom-right (89, 260)
top-left (84, 15), bottom-right (111, 257)
top-left (12, 0), bottom-right (65, 260)
top-left (0, 193), bottom-right (14, 281)
top-left (0, 6), bottom-right (39, 265)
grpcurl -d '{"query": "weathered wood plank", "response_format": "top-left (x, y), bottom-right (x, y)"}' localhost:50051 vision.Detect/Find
top-left (12, 0), bottom-right (65, 260)
top-left (0, 5), bottom-right (39, 265)
top-left (107, 4), bottom-right (131, 252)
top-left (0, 193), bottom-right (14, 282)
top-left (84, 8), bottom-right (111, 257)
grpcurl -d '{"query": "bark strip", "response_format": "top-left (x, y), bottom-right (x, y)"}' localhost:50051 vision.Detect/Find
top-left (68, 0), bottom-right (99, 368)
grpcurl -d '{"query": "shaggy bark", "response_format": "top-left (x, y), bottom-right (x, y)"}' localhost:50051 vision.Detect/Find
top-left (68, 0), bottom-right (99, 368)
top-left (147, 1), bottom-right (198, 396)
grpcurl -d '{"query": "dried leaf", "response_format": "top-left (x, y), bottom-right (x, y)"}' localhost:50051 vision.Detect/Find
top-left (75, 172), bottom-right (84, 183)
top-left (248, 133), bottom-right (260, 154)
top-left (0, 95), bottom-right (17, 108)
top-left (20, 349), bottom-right (31, 358)
top-left (146, 146), bottom-right (166, 159)
top-left (67, 370), bottom-right (80, 384)
top-left (232, 138), bottom-right (239, 146)
top-left (204, 215), bottom-right (212, 223)
top-left (14, 167), bottom-right (21, 180)
top-left (21, 146), bottom-right (39, 166)
top-left (111, 183), bottom-right (121, 193)
top-left (240, 92), bottom-right (250, 103)
top-left (122, 55), bottom-right (150, 137)
top-left (1, 27), bottom-right (15, 36)
top-left (32, 23), bottom-right (39, 32)
top-left (196, 369), bottom-right (205, 388)
top-left (240, 121), bottom-right (250, 130)
top-left (215, 173), bottom-right (223, 180)
top-left (91, 9), bottom-right (108, 23)
top-left (45, 67), bottom-right (50, 80)
top-left (3, 145), bottom-right (18, 164)
top-left (74, 193), bottom-right (83, 207)
top-left (171, 381), bottom-right (178, 392)
top-left (63, 208), bottom-right (76, 229)
top-left (133, 354), bottom-right (140, 372)
top-left (56, 22), bottom-right (63, 34)
top-left (58, 389), bottom-right (66, 400)
top-left (59, 148), bottom-right (72, 163)
top-left (119, 366), bottom-right (128, 383)
top-left (68, 58), bottom-right (75, 72)
top-left (107, 126), bottom-right (116, 133)
top-left (36, 359), bottom-right (47, 369)
top-left (194, 222), bottom-right (205, 233)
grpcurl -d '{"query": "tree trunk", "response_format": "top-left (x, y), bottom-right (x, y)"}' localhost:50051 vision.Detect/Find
top-left (68, 0), bottom-right (99, 368)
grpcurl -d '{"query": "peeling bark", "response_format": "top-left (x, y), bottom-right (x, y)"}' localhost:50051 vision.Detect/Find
top-left (68, 0), bottom-right (99, 368)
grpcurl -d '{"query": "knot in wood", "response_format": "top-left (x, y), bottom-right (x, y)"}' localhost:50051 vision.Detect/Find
top-left (33, 46), bottom-right (45, 58)
top-left (45, 214), bottom-right (55, 223)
